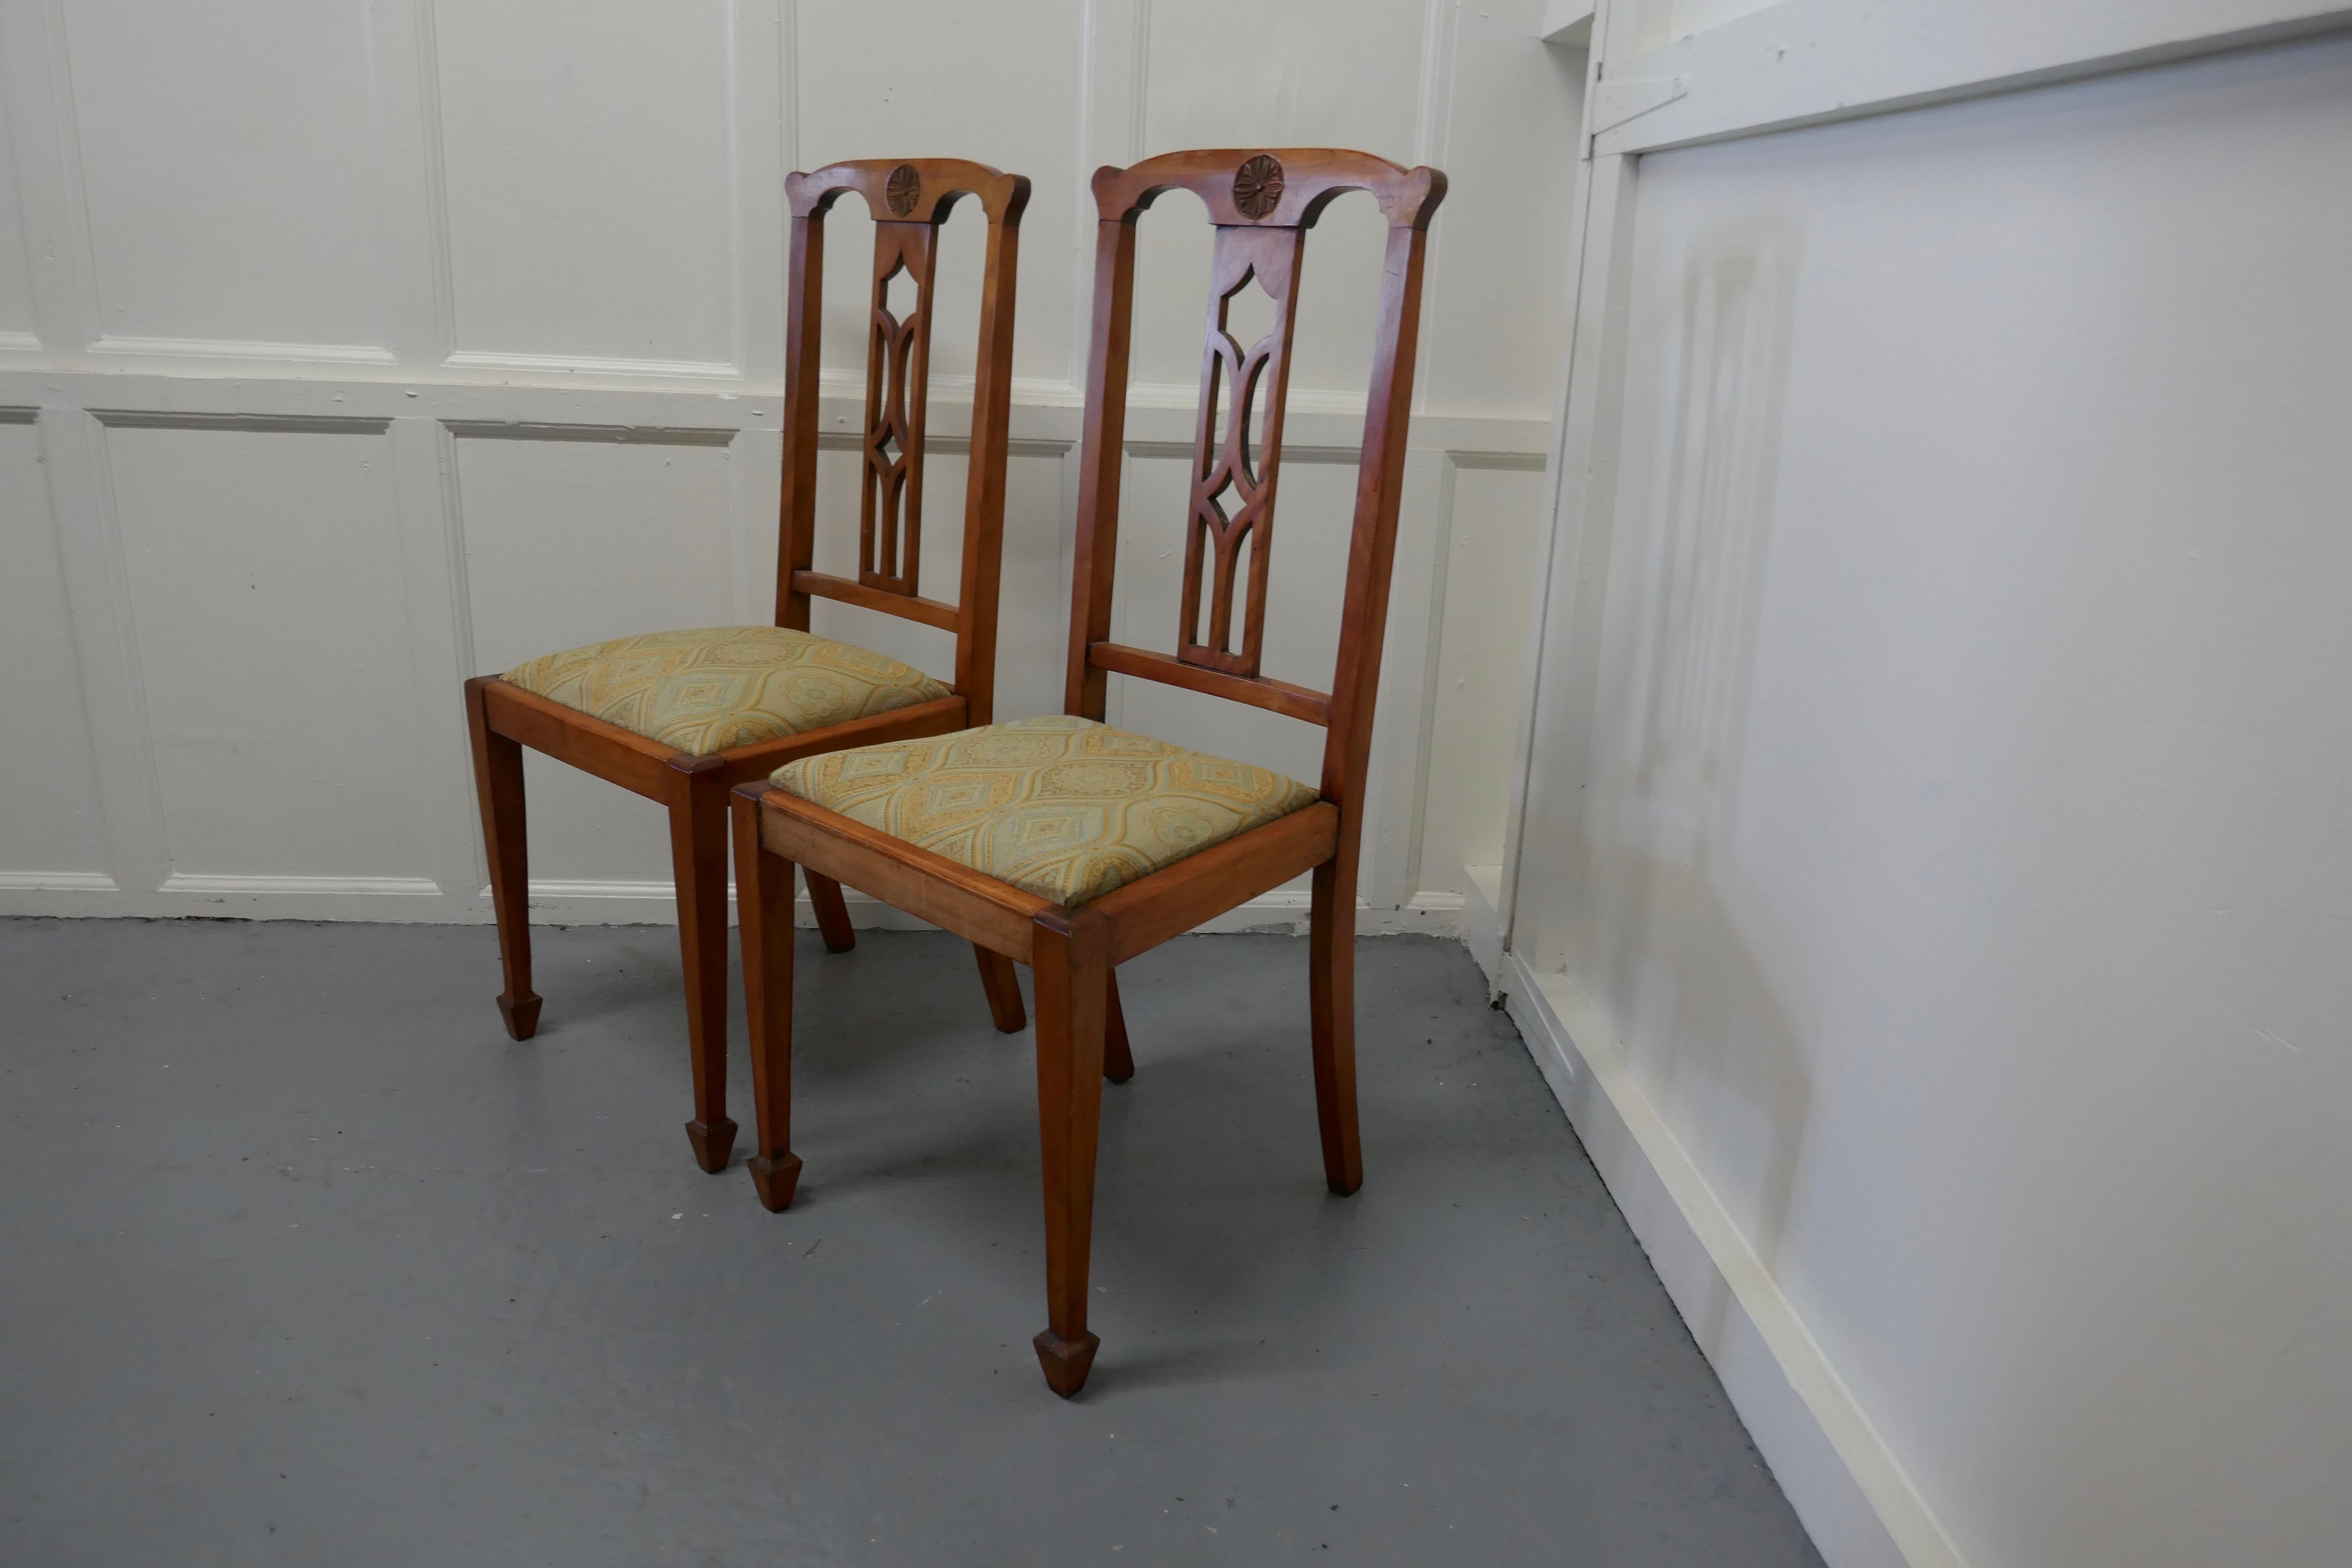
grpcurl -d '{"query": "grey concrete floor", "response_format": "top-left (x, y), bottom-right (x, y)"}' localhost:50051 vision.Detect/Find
top-left (0, 917), bottom-right (1822, 1568)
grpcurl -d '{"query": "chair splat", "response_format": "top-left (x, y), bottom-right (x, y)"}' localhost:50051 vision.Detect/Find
top-left (779, 158), bottom-right (1030, 715)
top-left (1179, 224), bottom-right (1304, 678)
top-left (861, 220), bottom-right (940, 597)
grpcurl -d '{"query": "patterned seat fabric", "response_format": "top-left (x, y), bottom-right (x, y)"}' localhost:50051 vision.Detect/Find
top-left (772, 715), bottom-right (1320, 908)
top-left (502, 626), bottom-right (950, 758)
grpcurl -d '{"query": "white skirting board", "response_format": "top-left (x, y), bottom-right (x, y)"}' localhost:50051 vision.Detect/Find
top-left (1475, 937), bottom-right (1968, 1568)
top-left (0, 876), bottom-right (1467, 937)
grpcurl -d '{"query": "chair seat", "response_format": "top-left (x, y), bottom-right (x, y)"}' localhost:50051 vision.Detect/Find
top-left (771, 715), bottom-right (1320, 908)
top-left (501, 626), bottom-right (950, 757)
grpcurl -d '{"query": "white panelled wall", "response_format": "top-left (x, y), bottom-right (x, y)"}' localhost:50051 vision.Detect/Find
top-left (0, 0), bottom-right (1586, 928)
top-left (1493, 5), bottom-right (2352, 1568)
top-left (14, 6), bottom-right (2349, 1568)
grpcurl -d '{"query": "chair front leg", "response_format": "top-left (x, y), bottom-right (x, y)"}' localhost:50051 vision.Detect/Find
top-left (668, 763), bottom-right (736, 1174)
top-left (733, 790), bottom-right (802, 1212)
top-left (465, 678), bottom-right (540, 1040)
top-left (1030, 914), bottom-right (1111, 1397)
top-left (1308, 857), bottom-right (1363, 1195)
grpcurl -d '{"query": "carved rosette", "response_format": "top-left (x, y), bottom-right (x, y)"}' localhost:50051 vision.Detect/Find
top-left (1232, 154), bottom-right (1284, 220)
top-left (886, 163), bottom-right (921, 217)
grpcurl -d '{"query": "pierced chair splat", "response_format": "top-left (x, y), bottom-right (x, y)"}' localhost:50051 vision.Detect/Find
top-left (462, 158), bottom-right (1031, 1176)
top-left (732, 147), bottom-right (1444, 1396)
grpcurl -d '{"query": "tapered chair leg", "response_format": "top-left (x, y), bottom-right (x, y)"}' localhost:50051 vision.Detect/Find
top-left (465, 678), bottom-right (541, 1040)
top-left (734, 791), bottom-right (802, 1213)
top-left (668, 766), bottom-right (735, 1174)
top-left (1030, 917), bottom-right (1110, 1397)
top-left (1307, 858), bottom-right (1363, 1195)
top-left (1103, 968), bottom-right (1134, 1083)
top-left (975, 945), bottom-right (1027, 1033)
top-left (805, 870), bottom-right (857, 954)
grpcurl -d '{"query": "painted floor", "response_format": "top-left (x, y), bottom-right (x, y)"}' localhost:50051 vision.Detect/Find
top-left (0, 918), bottom-right (1822, 1567)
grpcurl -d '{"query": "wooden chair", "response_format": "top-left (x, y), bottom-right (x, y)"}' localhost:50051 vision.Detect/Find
top-left (730, 148), bottom-right (1446, 1395)
top-left (462, 159), bottom-right (1032, 1176)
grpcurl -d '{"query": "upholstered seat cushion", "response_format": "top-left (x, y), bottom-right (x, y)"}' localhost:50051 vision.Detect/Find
top-left (771, 715), bottom-right (1320, 908)
top-left (501, 626), bottom-right (950, 757)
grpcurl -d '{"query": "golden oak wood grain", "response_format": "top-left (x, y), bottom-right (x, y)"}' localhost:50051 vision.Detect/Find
top-left (1087, 642), bottom-right (1331, 725)
top-left (748, 787), bottom-right (1047, 962)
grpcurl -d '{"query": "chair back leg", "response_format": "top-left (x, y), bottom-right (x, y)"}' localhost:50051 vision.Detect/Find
top-left (974, 945), bottom-right (1028, 1033)
top-left (1103, 968), bottom-right (1134, 1083)
top-left (1307, 858), bottom-right (1363, 1195)
top-left (805, 870), bottom-right (857, 952)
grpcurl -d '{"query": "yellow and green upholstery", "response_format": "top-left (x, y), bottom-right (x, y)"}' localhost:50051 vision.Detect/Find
top-left (771, 715), bottom-right (1320, 908)
top-left (502, 626), bottom-right (951, 758)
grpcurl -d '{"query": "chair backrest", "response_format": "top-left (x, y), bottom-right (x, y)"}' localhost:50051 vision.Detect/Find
top-left (1063, 148), bottom-right (1447, 815)
top-left (777, 159), bottom-right (1030, 723)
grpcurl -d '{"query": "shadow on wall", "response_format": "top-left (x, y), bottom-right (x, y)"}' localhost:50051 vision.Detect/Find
top-left (1586, 211), bottom-right (1815, 1300)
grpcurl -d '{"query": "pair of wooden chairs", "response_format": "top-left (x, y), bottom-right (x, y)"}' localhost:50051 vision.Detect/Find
top-left (467, 148), bottom-right (1444, 1396)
